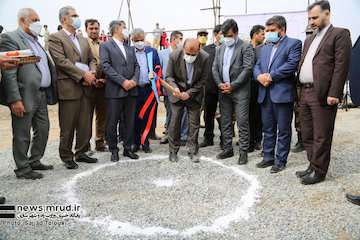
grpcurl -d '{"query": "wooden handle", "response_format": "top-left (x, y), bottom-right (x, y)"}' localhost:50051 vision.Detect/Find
top-left (160, 79), bottom-right (177, 94)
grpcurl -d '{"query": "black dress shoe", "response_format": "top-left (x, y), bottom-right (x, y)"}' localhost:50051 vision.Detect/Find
top-left (17, 171), bottom-right (43, 180)
top-left (111, 151), bottom-right (119, 162)
top-left (30, 163), bottom-right (54, 171)
top-left (142, 145), bottom-right (152, 153)
top-left (256, 159), bottom-right (274, 168)
top-left (301, 171), bottom-right (326, 185)
top-left (123, 150), bottom-right (139, 159)
top-left (295, 165), bottom-right (313, 178)
top-left (0, 196), bottom-right (5, 204)
top-left (160, 137), bottom-right (169, 144)
top-left (291, 141), bottom-right (305, 153)
top-left (216, 150), bottom-right (234, 160)
top-left (346, 194), bottom-right (360, 206)
top-left (131, 145), bottom-right (140, 153)
top-left (87, 150), bottom-right (96, 156)
top-left (76, 155), bottom-right (98, 164)
top-left (64, 160), bottom-right (79, 169)
top-left (270, 164), bottom-right (286, 174)
top-left (238, 151), bottom-right (248, 165)
top-left (199, 140), bottom-right (214, 148)
top-left (169, 152), bottom-right (178, 162)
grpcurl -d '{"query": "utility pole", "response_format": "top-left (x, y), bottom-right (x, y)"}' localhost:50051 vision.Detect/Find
top-left (200, 0), bottom-right (221, 27)
top-left (117, 0), bottom-right (134, 31)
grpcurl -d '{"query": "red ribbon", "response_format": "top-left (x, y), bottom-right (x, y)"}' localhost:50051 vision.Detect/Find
top-left (139, 91), bottom-right (154, 119)
top-left (140, 102), bottom-right (157, 145)
top-left (138, 65), bottom-right (163, 145)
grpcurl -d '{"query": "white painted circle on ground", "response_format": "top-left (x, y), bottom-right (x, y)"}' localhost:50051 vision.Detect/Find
top-left (152, 178), bottom-right (176, 187)
top-left (62, 154), bottom-right (261, 237)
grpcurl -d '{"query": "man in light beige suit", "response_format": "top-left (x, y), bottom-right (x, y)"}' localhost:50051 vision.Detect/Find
top-left (48, 6), bottom-right (98, 169)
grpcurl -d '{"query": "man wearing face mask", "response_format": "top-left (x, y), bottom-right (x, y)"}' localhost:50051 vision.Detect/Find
top-left (200, 24), bottom-right (223, 148)
top-left (166, 38), bottom-right (209, 163)
top-left (253, 16), bottom-right (302, 173)
top-left (100, 20), bottom-right (139, 162)
top-left (48, 6), bottom-right (98, 169)
top-left (158, 31), bottom-right (189, 146)
top-left (0, 8), bottom-right (57, 179)
top-left (197, 29), bottom-right (208, 49)
top-left (130, 28), bottom-right (160, 153)
top-left (297, 1), bottom-right (351, 185)
top-left (213, 19), bottom-right (255, 165)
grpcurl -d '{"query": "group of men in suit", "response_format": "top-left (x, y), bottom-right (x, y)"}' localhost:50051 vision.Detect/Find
top-left (0, 0), bottom-right (356, 205)
top-left (193, 0), bottom-right (352, 186)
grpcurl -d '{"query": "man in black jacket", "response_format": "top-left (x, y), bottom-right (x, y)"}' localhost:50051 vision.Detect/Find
top-left (200, 24), bottom-right (222, 148)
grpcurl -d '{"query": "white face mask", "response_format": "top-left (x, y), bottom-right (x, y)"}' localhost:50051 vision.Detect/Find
top-left (122, 29), bottom-right (130, 39)
top-left (134, 41), bottom-right (145, 50)
top-left (184, 53), bottom-right (197, 64)
top-left (71, 17), bottom-right (81, 30)
top-left (176, 42), bottom-right (183, 49)
top-left (223, 37), bottom-right (235, 47)
top-left (29, 21), bottom-right (42, 36)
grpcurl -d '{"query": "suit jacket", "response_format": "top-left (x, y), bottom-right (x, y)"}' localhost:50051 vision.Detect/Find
top-left (213, 39), bottom-right (255, 97)
top-left (203, 43), bottom-right (220, 94)
top-left (349, 36), bottom-right (360, 106)
top-left (298, 25), bottom-right (352, 105)
top-left (144, 46), bottom-right (161, 74)
top-left (166, 49), bottom-right (209, 105)
top-left (254, 36), bottom-right (302, 104)
top-left (48, 29), bottom-right (96, 100)
top-left (100, 38), bottom-right (139, 98)
top-left (0, 29), bottom-right (57, 112)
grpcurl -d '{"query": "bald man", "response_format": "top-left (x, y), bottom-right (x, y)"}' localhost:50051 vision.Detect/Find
top-left (166, 38), bottom-right (209, 162)
top-left (0, 8), bottom-right (57, 179)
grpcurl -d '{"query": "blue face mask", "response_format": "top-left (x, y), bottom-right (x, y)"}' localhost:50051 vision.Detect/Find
top-left (266, 32), bottom-right (280, 43)
top-left (71, 17), bottom-right (81, 30)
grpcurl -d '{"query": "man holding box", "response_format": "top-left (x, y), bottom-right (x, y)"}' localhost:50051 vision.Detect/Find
top-left (0, 8), bottom-right (57, 179)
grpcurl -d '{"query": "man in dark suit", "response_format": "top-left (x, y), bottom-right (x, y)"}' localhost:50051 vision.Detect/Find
top-left (49, 6), bottom-right (98, 169)
top-left (249, 25), bottom-right (265, 153)
top-left (254, 15), bottom-right (302, 173)
top-left (0, 8), bottom-right (57, 179)
top-left (200, 24), bottom-right (222, 148)
top-left (100, 20), bottom-right (140, 161)
top-left (130, 28), bottom-right (160, 153)
top-left (166, 38), bottom-right (209, 163)
top-left (213, 19), bottom-right (255, 165)
top-left (296, 1), bottom-right (352, 185)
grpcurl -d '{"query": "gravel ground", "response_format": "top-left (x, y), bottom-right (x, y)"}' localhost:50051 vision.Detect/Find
top-left (0, 109), bottom-right (360, 240)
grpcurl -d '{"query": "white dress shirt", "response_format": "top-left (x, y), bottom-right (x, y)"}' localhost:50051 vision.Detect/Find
top-left (222, 41), bottom-right (236, 83)
top-left (113, 38), bottom-right (127, 60)
top-left (299, 24), bottom-right (331, 84)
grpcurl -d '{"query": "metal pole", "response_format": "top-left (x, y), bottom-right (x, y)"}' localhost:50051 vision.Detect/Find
top-left (117, 0), bottom-right (125, 20)
top-left (245, 0), bottom-right (248, 14)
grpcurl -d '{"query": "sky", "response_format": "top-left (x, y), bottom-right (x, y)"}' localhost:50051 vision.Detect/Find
top-left (0, 0), bottom-right (359, 43)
